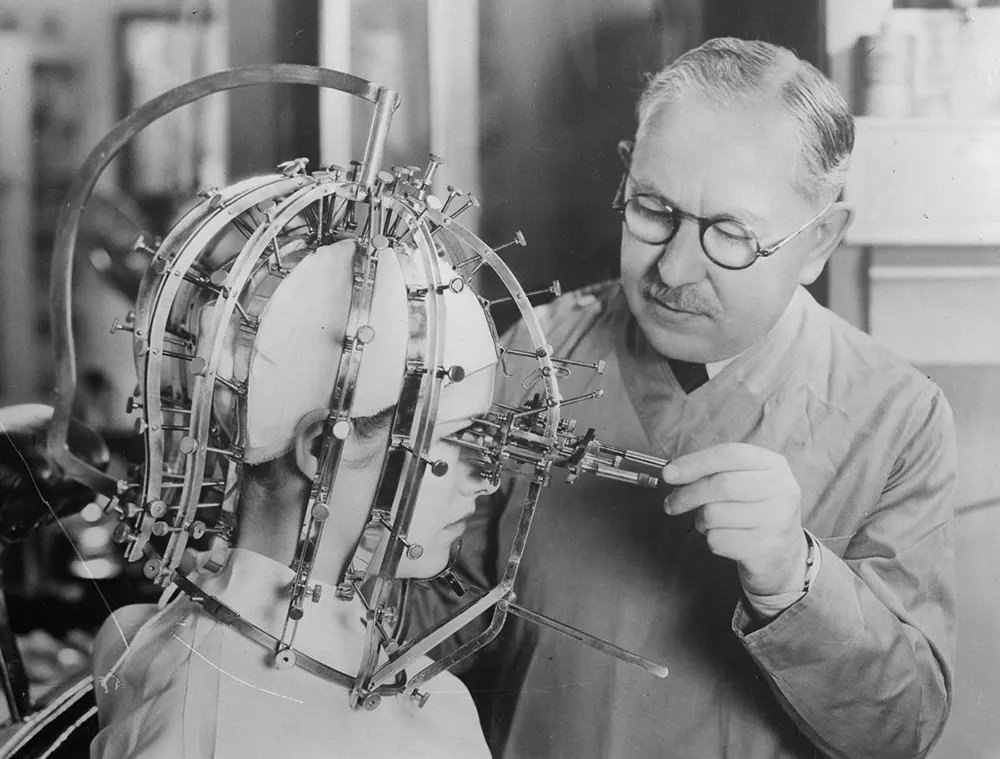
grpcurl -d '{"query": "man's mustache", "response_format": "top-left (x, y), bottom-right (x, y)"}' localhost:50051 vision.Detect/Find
top-left (639, 270), bottom-right (720, 317)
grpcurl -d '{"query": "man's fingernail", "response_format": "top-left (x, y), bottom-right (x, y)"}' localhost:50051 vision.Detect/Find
top-left (662, 464), bottom-right (680, 480)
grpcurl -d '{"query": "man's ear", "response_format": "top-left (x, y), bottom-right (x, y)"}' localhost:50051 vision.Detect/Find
top-left (612, 139), bottom-right (634, 209)
top-left (617, 138), bottom-right (634, 165)
top-left (292, 409), bottom-right (329, 480)
top-left (799, 201), bottom-right (854, 285)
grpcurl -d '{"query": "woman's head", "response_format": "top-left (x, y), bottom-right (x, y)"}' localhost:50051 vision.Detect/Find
top-left (230, 239), bottom-right (499, 580)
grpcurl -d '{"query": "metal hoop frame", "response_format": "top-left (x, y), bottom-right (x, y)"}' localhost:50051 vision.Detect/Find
top-left (44, 65), bottom-right (665, 713)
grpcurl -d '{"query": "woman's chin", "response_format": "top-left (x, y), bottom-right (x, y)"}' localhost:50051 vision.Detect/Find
top-left (395, 543), bottom-right (451, 580)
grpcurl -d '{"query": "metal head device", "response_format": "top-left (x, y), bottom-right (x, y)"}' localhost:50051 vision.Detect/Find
top-left (45, 65), bottom-right (668, 710)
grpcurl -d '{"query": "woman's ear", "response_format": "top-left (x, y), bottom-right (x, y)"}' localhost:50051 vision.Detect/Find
top-left (292, 409), bottom-right (329, 480)
top-left (799, 202), bottom-right (854, 286)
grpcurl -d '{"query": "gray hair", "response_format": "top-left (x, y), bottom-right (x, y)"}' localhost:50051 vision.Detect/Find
top-left (636, 38), bottom-right (854, 205)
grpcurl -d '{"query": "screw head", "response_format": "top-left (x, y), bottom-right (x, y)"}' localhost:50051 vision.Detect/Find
top-left (331, 420), bottom-right (352, 440)
top-left (311, 503), bottom-right (331, 521)
top-left (362, 693), bottom-right (382, 711)
top-left (142, 559), bottom-right (161, 580)
top-left (111, 523), bottom-right (132, 544)
top-left (274, 648), bottom-right (296, 669)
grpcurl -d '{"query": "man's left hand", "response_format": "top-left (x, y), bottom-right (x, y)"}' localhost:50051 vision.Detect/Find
top-left (661, 442), bottom-right (808, 597)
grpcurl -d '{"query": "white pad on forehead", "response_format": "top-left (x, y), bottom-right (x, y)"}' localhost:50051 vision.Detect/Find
top-left (242, 239), bottom-right (497, 464)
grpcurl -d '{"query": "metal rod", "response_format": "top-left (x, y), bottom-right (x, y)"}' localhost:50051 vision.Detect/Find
top-left (597, 444), bottom-right (669, 470)
top-left (502, 347), bottom-right (605, 374)
top-left (504, 600), bottom-right (667, 679)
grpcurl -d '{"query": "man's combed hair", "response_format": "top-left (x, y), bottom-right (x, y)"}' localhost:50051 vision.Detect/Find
top-left (637, 38), bottom-right (855, 205)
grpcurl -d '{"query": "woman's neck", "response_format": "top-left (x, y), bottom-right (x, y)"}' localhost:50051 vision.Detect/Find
top-left (200, 547), bottom-right (371, 673)
top-left (236, 475), bottom-right (358, 587)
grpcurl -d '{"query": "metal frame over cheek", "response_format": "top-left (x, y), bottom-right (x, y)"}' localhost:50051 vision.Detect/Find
top-left (41, 65), bottom-right (669, 718)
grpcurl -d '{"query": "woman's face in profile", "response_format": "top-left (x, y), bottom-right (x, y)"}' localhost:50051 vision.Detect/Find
top-left (333, 366), bottom-right (497, 581)
top-left (397, 368), bottom-right (498, 578)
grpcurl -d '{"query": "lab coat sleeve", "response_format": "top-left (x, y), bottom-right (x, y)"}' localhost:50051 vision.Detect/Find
top-left (732, 387), bottom-right (957, 759)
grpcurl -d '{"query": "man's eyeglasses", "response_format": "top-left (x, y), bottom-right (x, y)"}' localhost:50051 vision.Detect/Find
top-left (611, 142), bottom-right (831, 271)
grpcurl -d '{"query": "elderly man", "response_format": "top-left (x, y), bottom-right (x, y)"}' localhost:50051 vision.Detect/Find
top-left (417, 38), bottom-right (956, 758)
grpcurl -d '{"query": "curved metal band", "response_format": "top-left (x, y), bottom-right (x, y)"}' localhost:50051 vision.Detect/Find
top-left (169, 573), bottom-right (374, 694)
top-left (359, 214), bottom-right (563, 693)
top-left (48, 64), bottom-right (400, 495)
top-left (352, 198), bottom-right (449, 696)
top-left (129, 176), bottom-right (313, 564)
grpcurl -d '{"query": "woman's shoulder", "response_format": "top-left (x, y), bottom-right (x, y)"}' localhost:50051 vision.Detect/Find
top-left (92, 604), bottom-right (160, 680)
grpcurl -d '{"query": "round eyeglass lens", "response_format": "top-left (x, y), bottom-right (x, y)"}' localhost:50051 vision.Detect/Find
top-left (702, 218), bottom-right (759, 268)
top-left (624, 196), bottom-right (676, 245)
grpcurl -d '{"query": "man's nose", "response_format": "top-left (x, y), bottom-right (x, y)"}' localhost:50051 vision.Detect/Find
top-left (655, 220), bottom-right (706, 287)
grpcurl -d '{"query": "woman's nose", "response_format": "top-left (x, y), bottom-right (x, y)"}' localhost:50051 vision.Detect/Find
top-left (457, 458), bottom-right (500, 498)
top-left (475, 473), bottom-right (501, 498)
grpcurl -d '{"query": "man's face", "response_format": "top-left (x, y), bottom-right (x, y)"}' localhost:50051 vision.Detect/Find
top-left (620, 95), bottom-right (827, 363)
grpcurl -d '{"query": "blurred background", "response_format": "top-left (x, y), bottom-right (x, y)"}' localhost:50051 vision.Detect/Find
top-left (0, 0), bottom-right (997, 755)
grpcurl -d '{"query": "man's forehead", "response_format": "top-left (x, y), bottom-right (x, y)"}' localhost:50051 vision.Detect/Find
top-left (631, 96), bottom-right (805, 222)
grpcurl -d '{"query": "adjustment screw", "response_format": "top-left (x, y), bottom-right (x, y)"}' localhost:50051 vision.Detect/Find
top-left (274, 648), bottom-right (296, 669)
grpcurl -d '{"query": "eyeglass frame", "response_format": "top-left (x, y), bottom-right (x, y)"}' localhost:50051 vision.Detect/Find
top-left (611, 139), bottom-right (833, 272)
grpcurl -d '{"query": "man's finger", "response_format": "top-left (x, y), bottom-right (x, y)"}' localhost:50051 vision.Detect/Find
top-left (661, 442), bottom-right (778, 484)
top-left (693, 500), bottom-right (783, 531)
top-left (700, 526), bottom-right (754, 561)
top-left (663, 470), bottom-right (773, 515)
